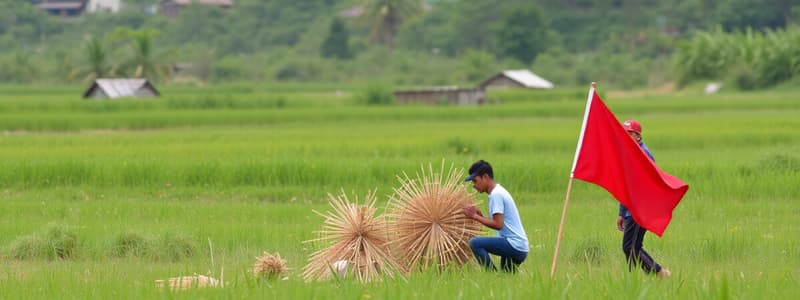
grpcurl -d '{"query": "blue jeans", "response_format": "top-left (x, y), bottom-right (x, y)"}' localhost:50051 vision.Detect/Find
top-left (469, 237), bottom-right (528, 272)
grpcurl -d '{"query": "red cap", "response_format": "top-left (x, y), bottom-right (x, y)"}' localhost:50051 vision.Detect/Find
top-left (623, 120), bottom-right (642, 135)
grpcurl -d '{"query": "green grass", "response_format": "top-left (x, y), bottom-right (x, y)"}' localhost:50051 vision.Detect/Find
top-left (0, 84), bottom-right (798, 299)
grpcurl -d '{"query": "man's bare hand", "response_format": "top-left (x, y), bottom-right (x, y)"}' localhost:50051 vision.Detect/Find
top-left (463, 206), bottom-right (481, 220)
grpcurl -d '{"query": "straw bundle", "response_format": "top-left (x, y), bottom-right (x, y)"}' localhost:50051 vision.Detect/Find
top-left (154, 274), bottom-right (220, 291)
top-left (303, 191), bottom-right (404, 282)
top-left (253, 252), bottom-right (287, 279)
top-left (386, 163), bottom-right (482, 271)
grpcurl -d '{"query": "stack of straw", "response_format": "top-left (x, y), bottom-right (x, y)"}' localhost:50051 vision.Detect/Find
top-left (303, 191), bottom-right (404, 282)
top-left (386, 163), bottom-right (483, 270)
top-left (304, 163), bottom-right (482, 282)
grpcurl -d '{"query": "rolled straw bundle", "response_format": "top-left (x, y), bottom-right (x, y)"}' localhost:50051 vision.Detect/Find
top-left (386, 163), bottom-right (482, 271)
top-left (253, 252), bottom-right (287, 279)
top-left (154, 274), bottom-right (220, 291)
top-left (303, 191), bottom-right (404, 282)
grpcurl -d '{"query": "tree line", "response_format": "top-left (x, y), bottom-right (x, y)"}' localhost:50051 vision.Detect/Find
top-left (2, 0), bottom-right (799, 89)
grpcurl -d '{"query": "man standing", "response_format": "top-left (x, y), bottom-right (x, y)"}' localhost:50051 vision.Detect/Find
top-left (463, 160), bottom-right (529, 272)
top-left (619, 120), bottom-right (671, 277)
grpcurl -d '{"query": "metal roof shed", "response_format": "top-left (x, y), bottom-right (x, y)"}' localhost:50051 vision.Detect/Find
top-left (83, 78), bottom-right (161, 100)
top-left (480, 69), bottom-right (554, 90)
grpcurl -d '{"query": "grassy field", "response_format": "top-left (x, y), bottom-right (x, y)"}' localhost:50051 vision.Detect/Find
top-left (0, 84), bottom-right (798, 299)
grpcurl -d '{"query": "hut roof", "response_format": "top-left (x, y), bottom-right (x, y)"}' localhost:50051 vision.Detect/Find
top-left (82, 78), bottom-right (160, 99)
top-left (481, 69), bottom-right (554, 89)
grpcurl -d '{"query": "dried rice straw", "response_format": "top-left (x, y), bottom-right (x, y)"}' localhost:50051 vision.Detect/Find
top-left (303, 190), bottom-right (404, 282)
top-left (253, 252), bottom-right (287, 279)
top-left (386, 162), bottom-right (482, 271)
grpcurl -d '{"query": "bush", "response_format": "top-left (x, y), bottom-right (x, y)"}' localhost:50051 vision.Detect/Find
top-left (7, 225), bottom-right (79, 260)
top-left (155, 232), bottom-right (199, 262)
top-left (730, 65), bottom-right (760, 90)
top-left (211, 56), bottom-right (252, 82)
top-left (354, 84), bottom-right (394, 106)
top-left (8, 235), bottom-right (47, 260)
top-left (111, 231), bottom-right (152, 258)
top-left (47, 226), bottom-right (78, 259)
top-left (274, 57), bottom-right (324, 82)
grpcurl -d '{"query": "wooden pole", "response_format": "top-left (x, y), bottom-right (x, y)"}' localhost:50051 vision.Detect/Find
top-left (551, 82), bottom-right (596, 278)
top-left (550, 177), bottom-right (575, 278)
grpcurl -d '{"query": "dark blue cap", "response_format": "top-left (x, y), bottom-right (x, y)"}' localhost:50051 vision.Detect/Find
top-left (464, 160), bottom-right (493, 181)
top-left (464, 173), bottom-right (478, 182)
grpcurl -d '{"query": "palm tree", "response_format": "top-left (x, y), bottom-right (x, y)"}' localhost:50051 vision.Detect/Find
top-left (113, 28), bottom-right (173, 82)
top-left (69, 35), bottom-right (115, 83)
top-left (362, 0), bottom-right (422, 49)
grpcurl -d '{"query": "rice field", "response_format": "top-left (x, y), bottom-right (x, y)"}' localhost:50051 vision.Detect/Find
top-left (0, 84), bottom-right (798, 299)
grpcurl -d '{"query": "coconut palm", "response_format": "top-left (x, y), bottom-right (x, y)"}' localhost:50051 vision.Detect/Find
top-left (113, 28), bottom-right (173, 82)
top-left (361, 0), bottom-right (422, 49)
top-left (69, 35), bottom-right (115, 83)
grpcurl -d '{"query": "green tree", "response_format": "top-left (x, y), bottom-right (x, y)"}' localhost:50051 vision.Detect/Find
top-left (321, 18), bottom-right (353, 59)
top-left (68, 35), bottom-right (114, 83)
top-left (460, 49), bottom-right (495, 82)
top-left (362, 0), bottom-right (422, 49)
top-left (716, 0), bottom-right (787, 31)
top-left (113, 28), bottom-right (173, 82)
top-left (494, 4), bottom-right (553, 64)
top-left (0, 51), bottom-right (39, 83)
top-left (397, 0), bottom-right (514, 56)
top-left (0, 1), bottom-right (61, 48)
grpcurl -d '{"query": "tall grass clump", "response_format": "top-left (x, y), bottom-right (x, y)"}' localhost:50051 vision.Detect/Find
top-left (110, 231), bottom-right (153, 258)
top-left (154, 232), bottom-right (199, 262)
top-left (757, 154), bottom-right (800, 173)
top-left (7, 224), bottom-right (79, 260)
top-left (569, 238), bottom-right (607, 265)
top-left (109, 231), bottom-right (203, 261)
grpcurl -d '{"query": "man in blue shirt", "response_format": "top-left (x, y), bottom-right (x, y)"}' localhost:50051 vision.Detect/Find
top-left (619, 120), bottom-right (671, 278)
top-left (463, 160), bottom-right (529, 272)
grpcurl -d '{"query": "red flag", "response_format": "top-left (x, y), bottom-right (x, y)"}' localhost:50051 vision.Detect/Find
top-left (571, 88), bottom-right (688, 236)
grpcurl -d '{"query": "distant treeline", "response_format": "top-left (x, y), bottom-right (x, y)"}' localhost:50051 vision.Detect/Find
top-left (2, 0), bottom-right (798, 89)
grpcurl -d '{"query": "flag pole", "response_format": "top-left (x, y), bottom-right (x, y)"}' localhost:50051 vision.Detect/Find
top-left (550, 82), bottom-right (596, 278)
top-left (550, 177), bottom-right (575, 277)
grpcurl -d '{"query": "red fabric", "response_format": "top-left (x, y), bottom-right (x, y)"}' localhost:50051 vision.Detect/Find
top-left (572, 91), bottom-right (689, 236)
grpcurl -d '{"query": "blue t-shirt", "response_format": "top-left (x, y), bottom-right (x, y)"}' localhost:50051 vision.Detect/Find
top-left (619, 141), bottom-right (655, 218)
top-left (488, 184), bottom-right (529, 253)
